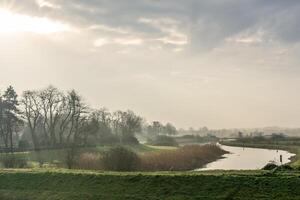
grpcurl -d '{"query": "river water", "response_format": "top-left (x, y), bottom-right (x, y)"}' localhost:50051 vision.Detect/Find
top-left (199, 144), bottom-right (295, 170)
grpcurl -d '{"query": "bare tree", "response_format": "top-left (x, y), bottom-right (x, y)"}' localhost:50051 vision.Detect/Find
top-left (163, 123), bottom-right (178, 136)
top-left (39, 86), bottom-right (63, 147)
top-left (112, 110), bottom-right (142, 144)
top-left (21, 90), bottom-right (41, 150)
top-left (57, 95), bottom-right (72, 145)
top-left (147, 121), bottom-right (163, 137)
top-left (66, 90), bottom-right (88, 144)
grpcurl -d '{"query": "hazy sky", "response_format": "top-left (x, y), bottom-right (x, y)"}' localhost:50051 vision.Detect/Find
top-left (1, 0), bottom-right (300, 129)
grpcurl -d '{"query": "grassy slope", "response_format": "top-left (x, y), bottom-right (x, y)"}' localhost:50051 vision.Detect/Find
top-left (220, 141), bottom-right (300, 167)
top-left (0, 169), bottom-right (299, 200)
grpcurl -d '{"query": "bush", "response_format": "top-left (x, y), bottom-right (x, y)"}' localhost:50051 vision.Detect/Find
top-left (101, 146), bottom-right (140, 171)
top-left (277, 164), bottom-right (294, 171)
top-left (65, 145), bottom-right (79, 169)
top-left (74, 153), bottom-right (103, 170)
top-left (147, 135), bottom-right (178, 147)
top-left (99, 134), bottom-right (119, 145)
top-left (0, 153), bottom-right (28, 168)
top-left (122, 135), bottom-right (139, 145)
top-left (18, 140), bottom-right (31, 151)
top-left (262, 163), bottom-right (278, 170)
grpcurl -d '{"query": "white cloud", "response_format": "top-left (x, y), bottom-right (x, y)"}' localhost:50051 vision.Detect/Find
top-left (226, 30), bottom-right (266, 44)
top-left (0, 9), bottom-right (70, 34)
top-left (93, 37), bottom-right (143, 47)
top-left (173, 48), bottom-right (184, 52)
top-left (89, 24), bottom-right (129, 34)
top-left (113, 38), bottom-right (143, 45)
top-left (94, 38), bottom-right (109, 47)
top-left (36, 0), bottom-right (60, 9)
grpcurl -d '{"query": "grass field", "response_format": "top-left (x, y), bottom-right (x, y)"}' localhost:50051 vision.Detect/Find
top-left (0, 169), bottom-right (299, 200)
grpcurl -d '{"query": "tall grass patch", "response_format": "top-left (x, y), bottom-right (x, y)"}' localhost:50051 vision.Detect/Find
top-left (140, 144), bottom-right (228, 171)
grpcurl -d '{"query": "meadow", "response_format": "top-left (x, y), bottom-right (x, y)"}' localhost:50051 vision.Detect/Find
top-left (0, 169), bottom-right (299, 200)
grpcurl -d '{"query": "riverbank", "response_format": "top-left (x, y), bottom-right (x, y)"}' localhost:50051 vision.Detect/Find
top-left (3, 144), bottom-right (226, 171)
top-left (0, 169), bottom-right (299, 200)
top-left (220, 141), bottom-right (300, 168)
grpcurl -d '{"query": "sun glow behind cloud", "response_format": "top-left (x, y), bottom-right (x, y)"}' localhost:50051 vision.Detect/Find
top-left (0, 9), bottom-right (70, 34)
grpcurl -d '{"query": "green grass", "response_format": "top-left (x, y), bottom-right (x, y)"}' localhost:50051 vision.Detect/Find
top-left (220, 141), bottom-right (300, 168)
top-left (0, 169), bottom-right (299, 199)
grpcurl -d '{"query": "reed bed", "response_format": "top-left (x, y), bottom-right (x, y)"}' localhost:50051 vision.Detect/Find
top-left (139, 144), bottom-right (228, 171)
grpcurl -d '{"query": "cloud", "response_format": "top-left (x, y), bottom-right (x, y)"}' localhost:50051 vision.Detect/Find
top-left (139, 17), bottom-right (188, 46)
top-left (226, 30), bottom-right (265, 44)
top-left (93, 37), bottom-right (143, 47)
top-left (35, 0), bottom-right (60, 9)
top-left (6, 0), bottom-right (300, 52)
top-left (0, 8), bottom-right (70, 34)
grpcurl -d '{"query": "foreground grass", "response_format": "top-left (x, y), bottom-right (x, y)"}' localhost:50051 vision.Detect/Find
top-left (220, 141), bottom-right (300, 168)
top-left (0, 169), bottom-right (299, 200)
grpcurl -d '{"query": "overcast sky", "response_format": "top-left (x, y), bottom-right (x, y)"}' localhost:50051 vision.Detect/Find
top-left (1, 0), bottom-right (300, 129)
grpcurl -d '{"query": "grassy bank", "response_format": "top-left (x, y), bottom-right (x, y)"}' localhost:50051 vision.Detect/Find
top-left (0, 169), bottom-right (299, 200)
top-left (220, 141), bottom-right (300, 168)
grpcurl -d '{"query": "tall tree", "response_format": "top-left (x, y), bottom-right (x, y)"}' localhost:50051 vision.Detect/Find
top-left (112, 110), bottom-right (142, 143)
top-left (39, 86), bottom-right (63, 146)
top-left (147, 121), bottom-right (163, 136)
top-left (163, 123), bottom-right (178, 136)
top-left (66, 90), bottom-right (88, 144)
top-left (0, 93), bottom-right (5, 149)
top-left (1, 86), bottom-right (23, 152)
top-left (56, 95), bottom-right (72, 145)
top-left (21, 90), bottom-right (41, 150)
top-left (90, 108), bottom-right (112, 138)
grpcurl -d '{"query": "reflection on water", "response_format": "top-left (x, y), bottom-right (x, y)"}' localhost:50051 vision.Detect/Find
top-left (199, 144), bottom-right (295, 170)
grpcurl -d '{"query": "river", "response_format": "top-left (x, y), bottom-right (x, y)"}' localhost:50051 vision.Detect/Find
top-left (199, 144), bottom-right (295, 170)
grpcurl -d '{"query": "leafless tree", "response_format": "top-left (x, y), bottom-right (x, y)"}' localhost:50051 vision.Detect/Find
top-left (112, 110), bottom-right (142, 144)
top-left (66, 90), bottom-right (88, 144)
top-left (39, 86), bottom-right (64, 147)
top-left (21, 90), bottom-right (41, 150)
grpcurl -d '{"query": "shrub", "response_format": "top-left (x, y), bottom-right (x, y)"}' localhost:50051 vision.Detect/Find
top-left (18, 140), bottom-right (31, 151)
top-left (99, 134), bottom-right (119, 145)
top-left (147, 135), bottom-right (178, 147)
top-left (262, 163), bottom-right (278, 170)
top-left (101, 146), bottom-right (140, 171)
top-left (65, 145), bottom-right (79, 169)
top-left (277, 164), bottom-right (294, 171)
top-left (0, 153), bottom-right (28, 168)
top-left (74, 153), bottom-right (103, 170)
top-left (122, 135), bottom-right (139, 145)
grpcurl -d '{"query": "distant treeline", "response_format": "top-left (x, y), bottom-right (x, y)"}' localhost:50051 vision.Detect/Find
top-left (0, 85), bottom-right (180, 152)
top-left (178, 127), bottom-right (300, 138)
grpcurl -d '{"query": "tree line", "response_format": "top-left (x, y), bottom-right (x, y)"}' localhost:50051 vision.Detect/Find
top-left (0, 85), bottom-right (178, 152)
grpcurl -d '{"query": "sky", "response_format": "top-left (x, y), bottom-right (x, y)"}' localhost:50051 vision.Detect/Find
top-left (0, 0), bottom-right (300, 129)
